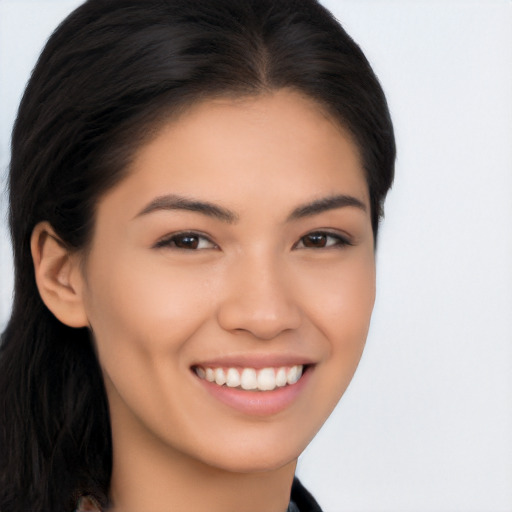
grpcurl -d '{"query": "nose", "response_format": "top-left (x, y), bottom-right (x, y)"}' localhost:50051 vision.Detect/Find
top-left (216, 254), bottom-right (302, 340)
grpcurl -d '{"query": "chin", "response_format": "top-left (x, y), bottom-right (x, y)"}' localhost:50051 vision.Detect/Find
top-left (182, 428), bottom-right (311, 475)
top-left (201, 450), bottom-right (298, 475)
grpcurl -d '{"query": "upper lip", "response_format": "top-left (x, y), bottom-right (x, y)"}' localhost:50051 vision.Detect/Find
top-left (192, 353), bottom-right (316, 370)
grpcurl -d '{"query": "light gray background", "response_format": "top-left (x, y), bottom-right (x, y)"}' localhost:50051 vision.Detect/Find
top-left (1, 1), bottom-right (511, 511)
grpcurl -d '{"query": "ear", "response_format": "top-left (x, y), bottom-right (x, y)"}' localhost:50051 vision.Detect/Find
top-left (31, 221), bottom-right (89, 328)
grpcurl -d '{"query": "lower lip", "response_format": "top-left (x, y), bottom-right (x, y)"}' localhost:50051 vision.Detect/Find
top-left (195, 367), bottom-right (313, 416)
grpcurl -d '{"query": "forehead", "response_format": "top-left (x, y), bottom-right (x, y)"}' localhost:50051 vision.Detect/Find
top-left (97, 89), bottom-right (369, 219)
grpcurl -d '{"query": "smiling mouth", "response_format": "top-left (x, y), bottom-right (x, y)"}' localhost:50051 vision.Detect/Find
top-left (192, 365), bottom-right (306, 392)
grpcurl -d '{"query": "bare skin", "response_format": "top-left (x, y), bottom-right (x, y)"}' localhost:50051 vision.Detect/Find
top-left (32, 89), bottom-right (376, 512)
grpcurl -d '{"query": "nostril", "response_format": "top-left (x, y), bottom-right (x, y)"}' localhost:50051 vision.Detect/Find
top-left (217, 302), bottom-right (302, 340)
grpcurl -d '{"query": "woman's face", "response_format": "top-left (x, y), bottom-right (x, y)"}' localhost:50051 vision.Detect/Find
top-left (79, 89), bottom-right (375, 473)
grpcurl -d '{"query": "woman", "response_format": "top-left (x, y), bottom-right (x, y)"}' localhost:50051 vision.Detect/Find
top-left (0, 0), bottom-right (395, 510)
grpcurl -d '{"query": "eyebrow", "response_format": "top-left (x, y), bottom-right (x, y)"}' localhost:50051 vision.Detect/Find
top-left (135, 194), bottom-right (239, 223)
top-left (287, 194), bottom-right (367, 221)
top-left (135, 193), bottom-right (366, 223)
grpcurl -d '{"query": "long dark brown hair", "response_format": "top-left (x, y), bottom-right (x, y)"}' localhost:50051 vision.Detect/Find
top-left (0, 0), bottom-right (395, 509)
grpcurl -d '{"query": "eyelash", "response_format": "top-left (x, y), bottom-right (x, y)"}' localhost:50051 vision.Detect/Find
top-left (154, 230), bottom-right (352, 251)
top-left (293, 231), bottom-right (352, 249)
top-left (154, 231), bottom-right (217, 250)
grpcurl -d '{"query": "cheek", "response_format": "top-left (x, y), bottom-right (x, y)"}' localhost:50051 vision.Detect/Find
top-left (297, 249), bottom-right (376, 338)
top-left (81, 252), bottom-right (221, 430)
top-left (297, 250), bottom-right (375, 401)
top-left (329, 253), bottom-right (375, 359)
top-left (82, 250), bottom-right (216, 368)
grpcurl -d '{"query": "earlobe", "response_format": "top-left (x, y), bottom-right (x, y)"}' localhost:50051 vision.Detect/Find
top-left (31, 221), bottom-right (89, 328)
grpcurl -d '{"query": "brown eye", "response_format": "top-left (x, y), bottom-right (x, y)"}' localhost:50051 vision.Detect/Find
top-left (295, 231), bottom-right (351, 250)
top-left (154, 232), bottom-right (217, 250)
top-left (174, 234), bottom-right (200, 249)
top-left (303, 233), bottom-right (329, 248)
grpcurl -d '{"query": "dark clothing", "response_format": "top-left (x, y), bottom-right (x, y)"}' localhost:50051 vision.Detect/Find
top-left (290, 478), bottom-right (323, 512)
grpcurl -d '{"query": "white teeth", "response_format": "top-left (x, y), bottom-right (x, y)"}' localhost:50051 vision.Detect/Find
top-left (275, 367), bottom-right (287, 387)
top-left (240, 368), bottom-right (258, 390)
top-left (287, 365), bottom-right (302, 385)
top-left (257, 368), bottom-right (276, 391)
top-left (214, 368), bottom-right (226, 386)
top-left (196, 365), bottom-right (305, 391)
top-left (226, 367), bottom-right (241, 388)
